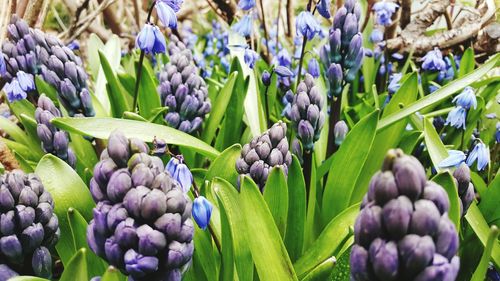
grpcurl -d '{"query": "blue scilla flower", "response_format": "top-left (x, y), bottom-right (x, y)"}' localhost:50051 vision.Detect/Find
top-left (16, 71), bottom-right (35, 92)
top-left (156, 1), bottom-right (178, 28)
top-left (422, 47), bottom-right (446, 72)
top-left (66, 40), bottom-right (80, 50)
top-left (232, 15), bottom-right (253, 37)
top-left (275, 49), bottom-right (292, 67)
top-left (0, 50), bottom-right (6, 77)
top-left (3, 71), bottom-right (35, 102)
top-left (135, 24), bottom-right (166, 54)
top-left (274, 66), bottom-right (294, 77)
top-left (160, 0), bottom-right (183, 12)
top-left (452, 86), bottom-right (477, 110)
top-left (307, 58), bottom-right (320, 78)
top-left (445, 106), bottom-right (467, 130)
top-left (165, 156), bottom-right (193, 193)
top-left (388, 72), bottom-right (402, 94)
top-left (192, 196), bottom-right (213, 230)
top-left (238, 0), bottom-right (255, 10)
top-left (495, 122), bottom-right (500, 143)
top-left (466, 142), bottom-right (489, 171)
top-left (317, 0), bottom-right (331, 19)
top-left (438, 150), bottom-right (466, 168)
top-left (373, 1), bottom-right (399, 26)
top-left (429, 84), bottom-right (439, 93)
top-left (244, 48), bottom-right (260, 69)
top-left (370, 29), bottom-right (384, 43)
top-left (296, 11), bottom-right (321, 40)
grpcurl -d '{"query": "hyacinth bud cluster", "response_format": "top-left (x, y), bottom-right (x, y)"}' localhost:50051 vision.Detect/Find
top-left (452, 163), bottom-right (475, 216)
top-left (1, 16), bottom-right (94, 117)
top-left (35, 94), bottom-right (76, 168)
top-left (0, 170), bottom-right (60, 279)
top-left (167, 35), bottom-right (188, 56)
top-left (87, 131), bottom-right (194, 281)
top-left (351, 149), bottom-right (460, 281)
top-left (158, 49), bottom-right (211, 134)
top-left (320, 0), bottom-right (364, 97)
top-left (289, 74), bottom-right (325, 152)
top-left (236, 121), bottom-right (292, 190)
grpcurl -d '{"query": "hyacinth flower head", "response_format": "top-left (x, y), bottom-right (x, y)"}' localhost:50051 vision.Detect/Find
top-left (351, 149), bottom-right (460, 281)
top-left (88, 130), bottom-right (194, 280)
top-left (422, 47), bottom-right (447, 72)
top-left (452, 86), bottom-right (477, 110)
top-left (236, 121), bottom-right (292, 189)
top-left (0, 50), bottom-right (6, 77)
top-left (334, 120), bottom-right (349, 145)
top-left (452, 163), bottom-right (475, 215)
top-left (296, 11), bottom-right (322, 40)
top-left (2, 16), bottom-right (95, 117)
top-left (372, 1), bottom-right (399, 26)
top-left (0, 169), bottom-right (60, 279)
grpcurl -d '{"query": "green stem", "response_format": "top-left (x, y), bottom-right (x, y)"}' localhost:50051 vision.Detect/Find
top-left (303, 150), bottom-right (313, 203)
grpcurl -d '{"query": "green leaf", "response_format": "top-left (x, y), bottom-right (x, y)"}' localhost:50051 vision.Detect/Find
top-left (301, 257), bottom-right (337, 281)
top-left (191, 226), bottom-right (218, 281)
top-left (101, 266), bottom-right (125, 281)
top-left (35, 76), bottom-right (59, 103)
top-left (263, 166), bottom-right (289, 237)
top-left (471, 226), bottom-right (499, 281)
top-left (465, 204), bottom-right (500, 267)
top-left (322, 110), bottom-right (379, 224)
top-left (284, 155), bottom-right (306, 262)
top-left (99, 51), bottom-right (130, 117)
top-left (9, 277), bottom-right (49, 281)
top-left (0, 116), bottom-right (30, 147)
top-left (67, 208), bottom-right (108, 278)
top-left (205, 144), bottom-right (241, 185)
top-left (136, 60), bottom-right (161, 120)
top-left (352, 73), bottom-right (419, 204)
top-left (14, 151), bottom-right (35, 172)
top-left (431, 173), bottom-right (461, 229)
top-left (329, 245), bottom-right (351, 281)
top-left (59, 249), bottom-right (88, 281)
top-left (423, 118), bottom-right (448, 172)
top-left (202, 72), bottom-right (238, 144)
top-left (213, 178), bottom-right (253, 281)
top-left (218, 189), bottom-right (235, 281)
top-left (8, 98), bottom-right (36, 121)
top-left (459, 47), bottom-right (475, 78)
top-left (240, 176), bottom-right (298, 281)
top-left (52, 117), bottom-right (220, 159)
top-left (294, 204), bottom-right (359, 279)
top-left (35, 155), bottom-right (95, 265)
top-left (378, 54), bottom-right (499, 130)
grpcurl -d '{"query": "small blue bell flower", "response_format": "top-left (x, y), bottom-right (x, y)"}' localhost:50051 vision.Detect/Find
top-left (296, 11), bottom-right (321, 40)
top-left (438, 150), bottom-right (466, 168)
top-left (452, 87), bottom-right (477, 110)
top-left (136, 24), bottom-right (167, 54)
top-left (466, 142), bottom-right (489, 171)
top-left (445, 106), bottom-right (467, 130)
top-left (192, 196), bottom-right (213, 230)
top-left (238, 0), bottom-right (256, 10)
top-left (317, 0), bottom-right (331, 19)
top-left (232, 15), bottom-right (253, 37)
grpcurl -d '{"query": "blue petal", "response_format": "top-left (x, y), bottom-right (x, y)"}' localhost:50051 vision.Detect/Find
top-left (136, 24), bottom-right (156, 53)
top-left (152, 26), bottom-right (167, 54)
top-left (438, 150), bottom-right (466, 168)
top-left (156, 2), bottom-right (178, 29)
top-left (165, 157), bottom-right (179, 175)
top-left (174, 164), bottom-right (192, 193)
top-left (192, 196), bottom-right (213, 230)
top-left (238, 0), bottom-right (256, 10)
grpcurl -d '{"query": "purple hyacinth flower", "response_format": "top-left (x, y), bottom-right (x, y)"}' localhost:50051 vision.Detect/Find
top-left (373, 1), bottom-right (399, 26)
top-left (466, 142), bottom-right (489, 171)
top-left (244, 48), bottom-right (260, 69)
top-left (0, 51), bottom-right (6, 77)
top-left (452, 86), bottom-right (477, 110)
top-left (192, 196), bottom-right (213, 230)
top-left (296, 11), bottom-right (321, 40)
top-left (307, 58), bottom-right (320, 78)
top-left (422, 47), bottom-right (446, 72)
top-left (124, 249), bottom-right (159, 277)
top-left (438, 150), bottom-right (466, 168)
top-left (317, 0), bottom-right (331, 19)
top-left (156, 1), bottom-right (178, 29)
top-left (238, 0), bottom-right (256, 10)
top-left (136, 24), bottom-right (167, 54)
top-left (445, 106), bottom-right (467, 130)
top-left (388, 73), bottom-right (402, 94)
top-left (232, 15), bottom-right (253, 37)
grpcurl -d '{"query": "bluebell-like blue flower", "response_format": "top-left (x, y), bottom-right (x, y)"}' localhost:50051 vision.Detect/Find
top-left (388, 73), bottom-right (402, 94)
top-left (136, 24), bottom-right (166, 54)
top-left (0, 50), bottom-right (6, 77)
top-left (275, 49), bottom-right (292, 67)
top-left (391, 53), bottom-right (403, 60)
top-left (317, 0), bottom-right (331, 19)
top-left (373, 1), bottom-right (399, 26)
top-left (445, 106), bottom-right (467, 129)
top-left (244, 48), bottom-right (259, 69)
top-left (156, 1), bottom-right (178, 29)
top-left (262, 70), bottom-right (271, 86)
top-left (452, 86), bottom-right (477, 110)
top-left (274, 66), bottom-right (294, 77)
top-left (422, 47), bottom-right (446, 72)
top-left (307, 58), bottom-right (320, 78)
top-left (370, 29), bottom-right (384, 43)
top-left (296, 11), bottom-right (321, 40)
top-left (429, 84), bottom-right (439, 93)
top-left (192, 196), bottom-right (213, 230)
top-left (438, 150), bottom-right (466, 168)
top-left (281, 90), bottom-right (294, 117)
top-left (3, 71), bottom-right (35, 103)
top-left (17, 71), bottom-right (35, 92)
top-left (165, 157), bottom-right (193, 193)
top-left (238, 0), bottom-right (256, 10)
top-left (165, 157), bottom-right (179, 176)
top-left (466, 142), bottom-right (489, 171)
top-left (66, 40), bottom-right (80, 50)
top-left (160, 0), bottom-right (183, 12)
top-left (496, 122), bottom-right (500, 143)
top-left (232, 15), bottom-right (253, 37)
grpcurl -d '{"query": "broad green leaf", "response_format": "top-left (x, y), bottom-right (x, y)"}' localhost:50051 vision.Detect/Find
top-left (471, 226), bottom-right (499, 281)
top-left (479, 175), bottom-right (500, 226)
top-left (99, 51), bottom-right (130, 117)
top-left (35, 155), bottom-right (95, 265)
top-left (0, 116), bottom-right (30, 147)
top-left (352, 73), bottom-right (419, 204)
top-left (240, 176), bottom-right (298, 281)
top-left (218, 190), bottom-right (235, 281)
top-left (301, 257), bottom-right (337, 281)
top-left (213, 178), bottom-right (253, 281)
top-left (101, 266), bottom-right (125, 281)
top-left (122, 111), bottom-right (148, 122)
top-left (399, 131), bottom-right (422, 154)
top-left (205, 144), bottom-right (241, 185)
top-left (59, 249), bottom-right (88, 281)
top-left (465, 204), bottom-right (500, 267)
top-left (295, 204), bottom-right (359, 279)
top-left (69, 132), bottom-right (99, 173)
top-left (67, 208), bottom-right (107, 278)
top-left (52, 117), bottom-right (219, 159)
top-left (18, 114), bottom-right (44, 157)
top-left (136, 60), bottom-right (161, 120)
top-left (0, 137), bottom-right (36, 162)
top-left (9, 277), bottom-right (49, 281)
top-left (191, 226), bottom-right (217, 281)
top-left (284, 155), bottom-right (306, 262)
top-left (431, 173), bottom-right (461, 229)
top-left (459, 48), bottom-right (475, 78)
top-left (35, 76), bottom-right (59, 103)
top-left (322, 110), bottom-right (379, 224)
top-left (202, 72), bottom-right (238, 144)
top-left (8, 98), bottom-right (36, 121)
top-left (14, 151), bottom-right (35, 172)
top-left (263, 167), bottom-right (289, 237)
top-left (330, 245), bottom-right (351, 281)
top-left (423, 118), bottom-right (449, 172)
top-left (377, 54), bottom-right (499, 130)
